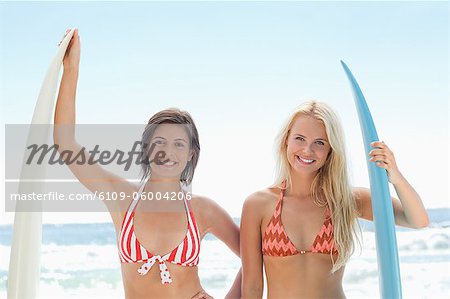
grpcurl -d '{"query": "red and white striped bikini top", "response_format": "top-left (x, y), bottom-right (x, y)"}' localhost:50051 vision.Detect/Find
top-left (262, 181), bottom-right (338, 257)
top-left (118, 177), bottom-right (201, 284)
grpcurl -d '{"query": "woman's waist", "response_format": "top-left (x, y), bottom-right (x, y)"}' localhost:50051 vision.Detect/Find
top-left (264, 255), bottom-right (345, 296)
top-left (267, 285), bottom-right (346, 299)
top-left (121, 263), bottom-right (202, 298)
top-left (266, 273), bottom-right (345, 299)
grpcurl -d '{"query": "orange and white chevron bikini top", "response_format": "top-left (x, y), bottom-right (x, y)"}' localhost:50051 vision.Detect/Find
top-left (262, 181), bottom-right (338, 256)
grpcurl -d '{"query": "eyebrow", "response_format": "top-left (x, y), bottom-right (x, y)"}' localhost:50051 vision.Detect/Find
top-left (295, 134), bottom-right (328, 142)
top-left (174, 138), bottom-right (188, 143)
top-left (152, 136), bottom-right (188, 143)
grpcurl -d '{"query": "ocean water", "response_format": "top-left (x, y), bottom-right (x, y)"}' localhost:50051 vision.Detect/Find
top-left (1, 209), bottom-right (449, 298)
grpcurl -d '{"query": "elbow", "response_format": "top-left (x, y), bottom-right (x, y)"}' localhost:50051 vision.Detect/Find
top-left (417, 217), bottom-right (430, 229)
top-left (412, 214), bottom-right (430, 229)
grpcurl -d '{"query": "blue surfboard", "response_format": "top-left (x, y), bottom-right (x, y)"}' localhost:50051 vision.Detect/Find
top-left (341, 60), bottom-right (402, 298)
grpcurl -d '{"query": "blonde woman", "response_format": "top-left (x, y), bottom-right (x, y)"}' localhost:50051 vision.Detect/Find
top-left (54, 29), bottom-right (241, 299)
top-left (240, 101), bottom-right (428, 298)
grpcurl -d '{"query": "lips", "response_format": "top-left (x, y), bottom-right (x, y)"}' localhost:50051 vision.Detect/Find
top-left (296, 155), bottom-right (315, 165)
top-left (160, 160), bottom-right (178, 168)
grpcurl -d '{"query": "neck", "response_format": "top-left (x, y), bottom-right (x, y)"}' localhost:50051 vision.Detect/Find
top-left (287, 169), bottom-right (317, 198)
top-left (144, 177), bottom-right (182, 193)
top-left (139, 176), bottom-right (186, 212)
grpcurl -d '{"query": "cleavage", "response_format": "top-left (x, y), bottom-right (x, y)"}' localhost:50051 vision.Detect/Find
top-left (280, 196), bottom-right (327, 250)
top-left (133, 207), bottom-right (189, 255)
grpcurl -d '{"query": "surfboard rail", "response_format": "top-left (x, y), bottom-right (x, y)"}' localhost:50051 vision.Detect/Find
top-left (7, 29), bottom-right (76, 299)
top-left (341, 60), bottom-right (402, 298)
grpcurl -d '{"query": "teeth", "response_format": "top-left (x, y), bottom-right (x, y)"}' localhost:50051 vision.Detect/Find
top-left (164, 161), bottom-right (176, 166)
top-left (298, 156), bottom-right (314, 163)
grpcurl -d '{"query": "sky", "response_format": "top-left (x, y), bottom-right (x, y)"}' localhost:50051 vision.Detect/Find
top-left (0, 1), bottom-right (448, 224)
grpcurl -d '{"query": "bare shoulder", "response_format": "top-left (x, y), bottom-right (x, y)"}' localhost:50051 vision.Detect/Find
top-left (240, 187), bottom-right (279, 232)
top-left (188, 194), bottom-right (234, 237)
top-left (244, 187), bottom-right (279, 208)
top-left (189, 194), bottom-right (224, 218)
top-left (189, 193), bottom-right (215, 208)
top-left (242, 188), bottom-right (279, 223)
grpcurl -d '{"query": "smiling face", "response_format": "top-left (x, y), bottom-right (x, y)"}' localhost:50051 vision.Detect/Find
top-left (148, 124), bottom-right (192, 180)
top-left (286, 114), bottom-right (332, 176)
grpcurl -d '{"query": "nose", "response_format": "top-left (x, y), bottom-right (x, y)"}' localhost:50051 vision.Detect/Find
top-left (301, 143), bottom-right (314, 155)
top-left (163, 143), bottom-right (177, 160)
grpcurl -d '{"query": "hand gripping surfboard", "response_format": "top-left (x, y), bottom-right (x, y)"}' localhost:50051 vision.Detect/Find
top-left (341, 60), bottom-right (402, 298)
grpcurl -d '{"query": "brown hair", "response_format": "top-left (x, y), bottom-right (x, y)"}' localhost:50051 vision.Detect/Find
top-left (140, 108), bottom-right (200, 185)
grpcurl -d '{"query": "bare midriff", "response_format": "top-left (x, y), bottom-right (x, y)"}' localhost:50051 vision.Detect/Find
top-left (121, 262), bottom-right (202, 298)
top-left (264, 253), bottom-right (345, 299)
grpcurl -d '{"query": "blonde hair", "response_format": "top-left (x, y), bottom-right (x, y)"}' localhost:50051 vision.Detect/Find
top-left (273, 100), bottom-right (360, 273)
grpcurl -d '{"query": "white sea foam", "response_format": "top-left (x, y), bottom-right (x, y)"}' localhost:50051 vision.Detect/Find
top-left (1, 228), bottom-right (449, 298)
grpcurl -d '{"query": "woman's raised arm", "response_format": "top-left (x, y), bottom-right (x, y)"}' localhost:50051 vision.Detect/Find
top-left (53, 29), bottom-right (134, 220)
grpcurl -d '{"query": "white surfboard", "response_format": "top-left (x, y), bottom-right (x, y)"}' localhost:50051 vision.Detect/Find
top-left (7, 28), bottom-right (76, 299)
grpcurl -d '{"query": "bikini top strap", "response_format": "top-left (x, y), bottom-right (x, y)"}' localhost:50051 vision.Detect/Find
top-left (182, 190), bottom-right (191, 212)
top-left (325, 205), bottom-right (332, 218)
top-left (127, 176), bottom-right (148, 213)
top-left (278, 180), bottom-right (287, 200)
top-left (274, 180), bottom-right (287, 215)
top-left (182, 189), bottom-right (199, 231)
